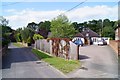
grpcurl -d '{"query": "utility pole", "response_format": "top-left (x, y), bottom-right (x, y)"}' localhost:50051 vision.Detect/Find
top-left (101, 19), bottom-right (103, 37)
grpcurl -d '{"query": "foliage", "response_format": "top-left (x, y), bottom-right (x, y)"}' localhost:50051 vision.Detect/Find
top-left (2, 33), bottom-right (10, 47)
top-left (0, 17), bottom-right (13, 47)
top-left (27, 22), bottom-right (38, 31)
top-left (32, 49), bottom-right (80, 73)
top-left (16, 28), bottom-right (22, 33)
top-left (27, 37), bottom-right (33, 43)
top-left (0, 16), bottom-right (9, 26)
top-left (38, 21), bottom-right (51, 31)
top-left (14, 33), bottom-right (21, 42)
top-left (1, 26), bottom-right (13, 34)
top-left (20, 27), bottom-right (34, 43)
top-left (50, 14), bottom-right (76, 38)
top-left (37, 21), bottom-right (51, 38)
top-left (33, 34), bottom-right (44, 40)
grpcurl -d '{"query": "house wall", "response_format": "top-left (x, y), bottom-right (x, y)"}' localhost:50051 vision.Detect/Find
top-left (115, 28), bottom-right (120, 40)
top-left (91, 37), bottom-right (110, 45)
top-left (91, 37), bottom-right (99, 45)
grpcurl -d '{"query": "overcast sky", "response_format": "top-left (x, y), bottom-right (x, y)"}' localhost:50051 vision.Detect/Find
top-left (2, 1), bottom-right (118, 29)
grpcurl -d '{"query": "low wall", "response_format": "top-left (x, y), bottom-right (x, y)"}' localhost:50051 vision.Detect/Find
top-left (109, 40), bottom-right (118, 55)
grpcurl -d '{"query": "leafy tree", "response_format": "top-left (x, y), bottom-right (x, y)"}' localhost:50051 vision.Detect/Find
top-left (50, 14), bottom-right (76, 38)
top-left (102, 26), bottom-right (114, 39)
top-left (0, 16), bottom-right (9, 26)
top-left (14, 33), bottom-right (21, 42)
top-left (0, 16), bottom-right (13, 46)
top-left (20, 27), bottom-right (34, 43)
top-left (27, 22), bottom-right (38, 31)
top-left (72, 22), bottom-right (79, 30)
top-left (38, 21), bottom-right (51, 31)
top-left (16, 28), bottom-right (22, 33)
top-left (37, 21), bottom-right (51, 38)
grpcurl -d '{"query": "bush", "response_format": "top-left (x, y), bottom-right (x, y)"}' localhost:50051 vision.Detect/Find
top-left (27, 37), bottom-right (32, 43)
top-left (33, 34), bottom-right (44, 40)
top-left (2, 38), bottom-right (10, 47)
top-left (2, 33), bottom-right (10, 47)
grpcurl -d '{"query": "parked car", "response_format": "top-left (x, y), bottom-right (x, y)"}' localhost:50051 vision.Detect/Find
top-left (97, 39), bottom-right (107, 46)
top-left (73, 39), bottom-right (84, 46)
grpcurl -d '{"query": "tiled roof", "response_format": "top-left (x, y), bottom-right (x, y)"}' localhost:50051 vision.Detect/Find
top-left (74, 33), bottom-right (84, 38)
top-left (81, 28), bottom-right (100, 37)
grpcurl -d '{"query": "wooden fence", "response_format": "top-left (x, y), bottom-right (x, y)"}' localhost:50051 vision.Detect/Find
top-left (34, 39), bottom-right (78, 60)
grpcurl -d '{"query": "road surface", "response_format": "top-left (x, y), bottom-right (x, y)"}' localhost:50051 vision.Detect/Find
top-left (67, 45), bottom-right (118, 78)
top-left (2, 43), bottom-right (66, 78)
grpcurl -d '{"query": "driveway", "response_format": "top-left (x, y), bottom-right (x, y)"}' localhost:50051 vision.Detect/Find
top-left (2, 43), bottom-right (66, 78)
top-left (67, 45), bottom-right (118, 78)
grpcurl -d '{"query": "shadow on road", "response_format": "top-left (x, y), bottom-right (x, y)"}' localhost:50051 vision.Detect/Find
top-left (79, 55), bottom-right (90, 60)
top-left (2, 47), bottom-right (39, 69)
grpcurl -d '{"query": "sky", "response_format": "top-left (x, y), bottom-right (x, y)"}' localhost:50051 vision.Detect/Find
top-left (1, 1), bottom-right (118, 30)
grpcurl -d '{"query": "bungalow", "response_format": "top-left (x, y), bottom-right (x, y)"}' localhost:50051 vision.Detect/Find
top-left (73, 28), bottom-right (110, 45)
top-left (81, 28), bottom-right (100, 45)
top-left (72, 33), bottom-right (85, 44)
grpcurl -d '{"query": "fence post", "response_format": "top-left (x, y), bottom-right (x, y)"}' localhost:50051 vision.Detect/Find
top-left (77, 45), bottom-right (80, 60)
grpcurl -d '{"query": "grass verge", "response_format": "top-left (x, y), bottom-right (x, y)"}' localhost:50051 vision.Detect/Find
top-left (13, 42), bottom-right (25, 47)
top-left (32, 49), bottom-right (80, 74)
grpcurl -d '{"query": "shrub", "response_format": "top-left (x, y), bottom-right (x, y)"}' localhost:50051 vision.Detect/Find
top-left (33, 34), bottom-right (44, 40)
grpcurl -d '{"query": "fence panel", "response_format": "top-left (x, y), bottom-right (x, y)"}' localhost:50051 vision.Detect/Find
top-left (34, 39), bottom-right (78, 60)
top-left (69, 41), bottom-right (77, 60)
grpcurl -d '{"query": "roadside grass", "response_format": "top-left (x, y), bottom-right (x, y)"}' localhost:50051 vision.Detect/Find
top-left (32, 49), bottom-right (81, 74)
top-left (13, 42), bottom-right (25, 47)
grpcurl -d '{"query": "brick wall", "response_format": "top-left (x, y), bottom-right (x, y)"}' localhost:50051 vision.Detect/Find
top-left (109, 40), bottom-right (118, 55)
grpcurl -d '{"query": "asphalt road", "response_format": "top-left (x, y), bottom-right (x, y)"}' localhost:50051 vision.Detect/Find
top-left (2, 43), bottom-right (66, 78)
top-left (67, 45), bottom-right (118, 78)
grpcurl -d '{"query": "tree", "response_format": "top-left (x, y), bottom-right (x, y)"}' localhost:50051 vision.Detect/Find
top-left (0, 16), bottom-right (12, 46)
top-left (37, 21), bottom-right (51, 38)
top-left (38, 21), bottom-right (51, 31)
top-left (72, 22), bottom-right (79, 30)
top-left (0, 16), bottom-right (12, 33)
top-left (102, 26), bottom-right (114, 39)
top-left (20, 27), bottom-right (34, 43)
top-left (27, 22), bottom-right (38, 31)
top-left (14, 33), bottom-right (21, 42)
top-left (50, 14), bottom-right (76, 38)
top-left (16, 28), bottom-right (22, 33)
top-left (0, 16), bottom-right (9, 26)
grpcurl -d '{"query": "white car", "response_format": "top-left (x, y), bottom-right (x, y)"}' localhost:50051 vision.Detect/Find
top-left (97, 39), bottom-right (107, 46)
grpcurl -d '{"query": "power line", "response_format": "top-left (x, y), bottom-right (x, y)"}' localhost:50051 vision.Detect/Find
top-left (63, 0), bottom-right (87, 14)
top-left (2, 2), bottom-right (23, 7)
